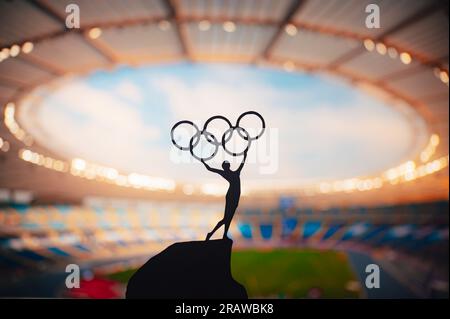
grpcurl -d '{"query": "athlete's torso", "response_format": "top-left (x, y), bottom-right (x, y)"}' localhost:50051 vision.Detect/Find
top-left (225, 172), bottom-right (241, 196)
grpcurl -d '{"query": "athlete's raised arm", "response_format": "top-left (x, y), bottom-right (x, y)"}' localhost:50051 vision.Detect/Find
top-left (201, 159), bottom-right (224, 176)
top-left (237, 150), bottom-right (248, 173)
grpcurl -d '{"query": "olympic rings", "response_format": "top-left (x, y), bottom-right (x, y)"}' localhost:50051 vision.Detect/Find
top-left (171, 120), bottom-right (200, 151)
top-left (170, 111), bottom-right (265, 161)
top-left (189, 131), bottom-right (219, 161)
top-left (202, 115), bottom-right (233, 146)
top-left (222, 126), bottom-right (251, 157)
top-left (236, 111), bottom-right (265, 141)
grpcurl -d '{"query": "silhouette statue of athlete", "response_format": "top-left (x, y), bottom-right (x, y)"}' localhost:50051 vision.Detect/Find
top-left (201, 150), bottom-right (248, 240)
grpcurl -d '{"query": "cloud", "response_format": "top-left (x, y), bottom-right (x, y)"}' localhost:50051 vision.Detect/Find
top-left (28, 81), bottom-right (161, 174)
top-left (116, 80), bottom-right (143, 103)
top-left (20, 64), bottom-right (421, 187)
top-left (152, 66), bottom-right (416, 182)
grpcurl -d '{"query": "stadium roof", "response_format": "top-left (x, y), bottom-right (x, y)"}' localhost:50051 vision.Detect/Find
top-left (0, 0), bottom-right (448, 206)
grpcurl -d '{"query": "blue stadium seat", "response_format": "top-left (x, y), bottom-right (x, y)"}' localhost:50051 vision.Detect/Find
top-left (73, 244), bottom-right (90, 252)
top-left (281, 218), bottom-right (297, 237)
top-left (321, 223), bottom-right (344, 240)
top-left (238, 223), bottom-right (252, 239)
top-left (302, 221), bottom-right (321, 239)
top-left (11, 204), bottom-right (30, 214)
top-left (360, 225), bottom-right (388, 242)
top-left (48, 247), bottom-right (71, 257)
top-left (260, 224), bottom-right (273, 240)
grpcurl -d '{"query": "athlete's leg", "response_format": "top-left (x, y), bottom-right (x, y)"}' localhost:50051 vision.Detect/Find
top-left (223, 205), bottom-right (238, 239)
top-left (206, 219), bottom-right (225, 241)
top-left (223, 219), bottom-right (231, 239)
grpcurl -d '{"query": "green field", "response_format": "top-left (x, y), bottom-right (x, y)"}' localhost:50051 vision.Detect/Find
top-left (231, 249), bottom-right (360, 298)
top-left (108, 249), bottom-right (361, 298)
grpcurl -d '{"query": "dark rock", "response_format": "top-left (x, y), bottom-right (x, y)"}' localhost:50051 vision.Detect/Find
top-left (126, 238), bottom-right (248, 299)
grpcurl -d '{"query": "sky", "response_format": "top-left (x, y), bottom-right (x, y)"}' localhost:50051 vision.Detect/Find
top-left (19, 62), bottom-right (420, 188)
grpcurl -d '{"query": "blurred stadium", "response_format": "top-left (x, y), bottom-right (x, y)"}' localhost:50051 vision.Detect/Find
top-left (0, 0), bottom-right (448, 299)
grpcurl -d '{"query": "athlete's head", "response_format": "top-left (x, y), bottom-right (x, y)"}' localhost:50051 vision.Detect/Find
top-left (222, 160), bottom-right (231, 171)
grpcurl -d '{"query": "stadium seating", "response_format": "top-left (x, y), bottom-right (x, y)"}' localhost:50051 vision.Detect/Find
top-left (0, 201), bottom-right (447, 271)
